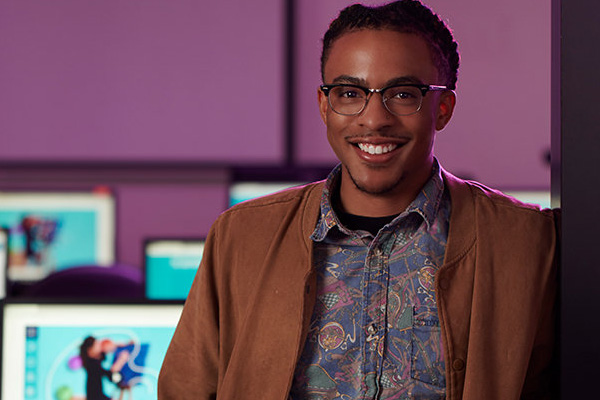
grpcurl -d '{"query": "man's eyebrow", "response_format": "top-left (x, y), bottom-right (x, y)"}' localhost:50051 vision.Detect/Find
top-left (330, 75), bottom-right (366, 85)
top-left (383, 76), bottom-right (424, 86)
top-left (329, 75), bottom-right (425, 87)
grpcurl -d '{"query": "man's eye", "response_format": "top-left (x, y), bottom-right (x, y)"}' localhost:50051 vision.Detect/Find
top-left (387, 87), bottom-right (420, 101)
top-left (391, 91), bottom-right (415, 99)
top-left (337, 88), bottom-right (361, 98)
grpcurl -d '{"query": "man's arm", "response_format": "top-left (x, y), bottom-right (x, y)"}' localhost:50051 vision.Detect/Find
top-left (158, 225), bottom-right (221, 400)
top-left (521, 209), bottom-right (560, 400)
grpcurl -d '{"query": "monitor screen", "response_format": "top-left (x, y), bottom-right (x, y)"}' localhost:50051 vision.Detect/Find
top-left (228, 182), bottom-right (302, 207)
top-left (504, 190), bottom-right (551, 209)
top-left (0, 228), bottom-right (8, 298)
top-left (144, 239), bottom-right (204, 301)
top-left (2, 303), bottom-right (183, 400)
top-left (0, 191), bottom-right (115, 284)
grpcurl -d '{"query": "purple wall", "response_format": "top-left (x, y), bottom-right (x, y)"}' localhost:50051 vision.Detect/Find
top-left (1, 0), bottom-right (553, 270)
top-left (0, 0), bottom-right (284, 163)
top-left (295, 0), bottom-right (552, 189)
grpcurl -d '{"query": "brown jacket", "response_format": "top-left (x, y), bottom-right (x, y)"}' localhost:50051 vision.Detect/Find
top-left (158, 170), bottom-right (558, 399)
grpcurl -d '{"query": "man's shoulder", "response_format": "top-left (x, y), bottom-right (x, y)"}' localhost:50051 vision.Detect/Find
top-left (444, 170), bottom-right (554, 219)
top-left (469, 181), bottom-right (551, 214)
top-left (442, 171), bottom-right (558, 251)
top-left (218, 180), bottom-right (325, 226)
top-left (206, 181), bottom-right (324, 249)
top-left (228, 181), bottom-right (324, 210)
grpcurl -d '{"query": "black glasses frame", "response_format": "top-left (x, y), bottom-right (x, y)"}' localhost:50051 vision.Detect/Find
top-left (319, 83), bottom-right (448, 116)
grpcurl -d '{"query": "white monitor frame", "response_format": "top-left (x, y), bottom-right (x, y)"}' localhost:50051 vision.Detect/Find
top-left (0, 191), bottom-right (115, 282)
top-left (2, 302), bottom-right (183, 400)
top-left (143, 238), bottom-right (205, 301)
top-left (0, 228), bottom-right (7, 298)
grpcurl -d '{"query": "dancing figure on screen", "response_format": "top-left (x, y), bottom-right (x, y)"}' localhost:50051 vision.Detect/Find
top-left (79, 336), bottom-right (132, 400)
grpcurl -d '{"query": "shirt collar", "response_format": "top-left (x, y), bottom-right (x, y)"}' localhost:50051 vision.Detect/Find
top-left (311, 159), bottom-right (445, 241)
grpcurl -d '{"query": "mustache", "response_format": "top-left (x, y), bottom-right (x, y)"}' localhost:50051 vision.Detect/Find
top-left (343, 132), bottom-right (408, 140)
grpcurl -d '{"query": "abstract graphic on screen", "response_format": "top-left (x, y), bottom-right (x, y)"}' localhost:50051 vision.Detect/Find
top-left (23, 325), bottom-right (174, 400)
top-left (144, 239), bottom-right (204, 300)
top-left (0, 192), bottom-right (115, 283)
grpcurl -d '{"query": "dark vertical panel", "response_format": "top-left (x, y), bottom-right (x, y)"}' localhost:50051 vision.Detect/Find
top-left (551, 0), bottom-right (561, 209)
top-left (559, 0), bottom-right (600, 396)
top-left (285, 0), bottom-right (296, 165)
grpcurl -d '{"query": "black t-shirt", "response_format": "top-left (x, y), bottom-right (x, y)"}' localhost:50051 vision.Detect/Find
top-left (337, 210), bottom-right (399, 236)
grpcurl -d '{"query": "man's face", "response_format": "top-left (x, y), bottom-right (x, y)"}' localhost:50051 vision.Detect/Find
top-left (319, 29), bottom-right (455, 202)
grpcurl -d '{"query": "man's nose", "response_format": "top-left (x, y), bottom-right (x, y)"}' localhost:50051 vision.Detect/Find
top-left (357, 93), bottom-right (394, 130)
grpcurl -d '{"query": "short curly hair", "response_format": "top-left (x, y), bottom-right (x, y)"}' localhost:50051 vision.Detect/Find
top-left (321, 0), bottom-right (459, 90)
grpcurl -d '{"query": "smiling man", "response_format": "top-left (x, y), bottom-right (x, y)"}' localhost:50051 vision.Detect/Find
top-left (158, 2), bottom-right (558, 399)
top-left (319, 28), bottom-right (455, 217)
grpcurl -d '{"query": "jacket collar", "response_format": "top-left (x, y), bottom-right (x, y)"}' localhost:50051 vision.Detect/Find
top-left (440, 168), bottom-right (477, 265)
top-left (299, 166), bottom-right (477, 268)
top-left (311, 161), bottom-right (446, 241)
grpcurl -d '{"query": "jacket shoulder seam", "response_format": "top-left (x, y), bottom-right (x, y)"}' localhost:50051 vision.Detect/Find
top-left (466, 182), bottom-right (554, 220)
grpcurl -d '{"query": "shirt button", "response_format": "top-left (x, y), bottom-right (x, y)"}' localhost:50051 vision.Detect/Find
top-left (374, 248), bottom-right (382, 257)
top-left (452, 358), bottom-right (465, 371)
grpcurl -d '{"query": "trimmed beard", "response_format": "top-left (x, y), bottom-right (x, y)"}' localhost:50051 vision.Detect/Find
top-left (345, 165), bottom-right (403, 196)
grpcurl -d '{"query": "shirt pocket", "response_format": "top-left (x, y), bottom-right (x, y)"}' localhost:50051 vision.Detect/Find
top-left (410, 305), bottom-right (445, 387)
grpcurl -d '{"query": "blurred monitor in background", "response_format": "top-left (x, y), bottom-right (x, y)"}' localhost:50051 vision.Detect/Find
top-left (0, 227), bottom-right (8, 298)
top-left (504, 190), bottom-right (551, 209)
top-left (2, 303), bottom-right (183, 400)
top-left (0, 191), bottom-right (115, 291)
top-left (144, 238), bottom-right (205, 301)
top-left (228, 182), bottom-right (303, 207)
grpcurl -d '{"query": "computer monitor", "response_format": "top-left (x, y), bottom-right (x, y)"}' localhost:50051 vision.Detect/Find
top-left (228, 182), bottom-right (302, 207)
top-left (504, 190), bottom-right (552, 209)
top-left (0, 228), bottom-right (8, 298)
top-left (0, 191), bottom-right (115, 284)
top-left (143, 238), bottom-right (205, 301)
top-left (1, 302), bottom-right (183, 400)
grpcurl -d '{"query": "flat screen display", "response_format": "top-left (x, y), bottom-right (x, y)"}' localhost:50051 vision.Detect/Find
top-left (1, 303), bottom-right (182, 400)
top-left (0, 228), bottom-right (8, 298)
top-left (144, 239), bottom-right (204, 301)
top-left (0, 192), bottom-right (115, 284)
top-left (228, 182), bottom-right (302, 207)
top-left (504, 190), bottom-right (551, 209)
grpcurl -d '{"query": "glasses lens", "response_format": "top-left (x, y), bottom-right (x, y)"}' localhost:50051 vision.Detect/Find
top-left (328, 86), bottom-right (367, 115)
top-left (383, 86), bottom-right (423, 116)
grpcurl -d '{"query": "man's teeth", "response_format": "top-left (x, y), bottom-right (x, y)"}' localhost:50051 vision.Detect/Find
top-left (358, 143), bottom-right (398, 155)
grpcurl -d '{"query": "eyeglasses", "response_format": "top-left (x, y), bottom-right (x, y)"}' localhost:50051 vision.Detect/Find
top-left (320, 83), bottom-right (448, 116)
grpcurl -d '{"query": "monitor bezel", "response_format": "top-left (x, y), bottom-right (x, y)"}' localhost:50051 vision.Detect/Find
top-left (0, 299), bottom-right (183, 400)
top-left (0, 228), bottom-right (9, 299)
top-left (0, 190), bottom-right (117, 289)
top-left (142, 236), bottom-right (206, 303)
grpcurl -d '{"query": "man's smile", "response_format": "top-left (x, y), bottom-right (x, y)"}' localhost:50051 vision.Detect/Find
top-left (346, 135), bottom-right (409, 161)
top-left (357, 143), bottom-right (398, 155)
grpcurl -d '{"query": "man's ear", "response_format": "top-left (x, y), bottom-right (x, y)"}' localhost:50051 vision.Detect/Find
top-left (435, 90), bottom-right (456, 131)
top-left (318, 87), bottom-right (329, 124)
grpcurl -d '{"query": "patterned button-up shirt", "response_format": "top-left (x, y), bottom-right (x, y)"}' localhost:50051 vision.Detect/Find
top-left (290, 161), bottom-right (451, 400)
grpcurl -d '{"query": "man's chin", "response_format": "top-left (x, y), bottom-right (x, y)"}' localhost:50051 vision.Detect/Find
top-left (348, 172), bottom-right (402, 196)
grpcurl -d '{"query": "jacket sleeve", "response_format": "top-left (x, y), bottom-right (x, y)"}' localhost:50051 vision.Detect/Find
top-left (520, 208), bottom-right (560, 400)
top-left (158, 221), bottom-right (221, 400)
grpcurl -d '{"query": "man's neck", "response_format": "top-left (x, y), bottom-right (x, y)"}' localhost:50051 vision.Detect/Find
top-left (336, 168), bottom-right (432, 217)
top-left (338, 187), bottom-right (415, 217)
